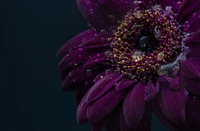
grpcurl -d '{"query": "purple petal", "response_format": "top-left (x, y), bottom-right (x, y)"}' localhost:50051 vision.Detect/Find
top-left (172, 1), bottom-right (181, 13)
top-left (142, 0), bottom-right (159, 7)
top-left (87, 88), bottom-right (127, 123)
top-left (177, 0), bottom-right (200, 23)
top-left (61, 67), bottom-right (93, 91)
top-left (84, 53), bottom-right (112, 69)
top-left (115, 77), bottom-right (136, 91)
top-left (76, 0), bottom-right (132, 31)
top-left (86, 72), bottom-right (124, 103)
top-left (91, 116), bottom-right (109, 131)
top-left (145, 80), bottom-right (159, 101)
top-left (179, 58), bottom-right (200, 78)
top-left (157, 75), bottom-right (181, 90)
top-left (120, 109), bottom-right (134, 131)
top-left (159, 84), bottom-right (187, 124)
top-left (75, 89), bottom-right (89, 105)
top-left (187, 43), bottom-right (200, 59)
top-left (180, 77), bottom-right (200, 96)
top-left (123, 83), bottom-right (146, 128)
top-left (57, 30), bottom-right (101, 56)
top-left (104, 105), bottom-right (121, 131)
top-left (76, 90), bottom-right (90, 124)
top-left (160, 0), bottom-right (182, 9)
top-left (185, 95), bottom-right (200, 128)
top-left (57, 48), bottom-right (103, 71)
top-left (185, 29), bottom-right (200, 43)
top-left (152, 100), bottom-right (183, 131)
top-left (120, 106), bottom-right (152, 131)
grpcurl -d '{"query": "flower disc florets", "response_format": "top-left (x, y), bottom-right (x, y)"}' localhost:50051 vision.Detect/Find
top-left (108, 5), bottom-right (188, 82)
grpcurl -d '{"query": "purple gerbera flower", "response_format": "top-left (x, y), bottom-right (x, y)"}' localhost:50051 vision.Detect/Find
top-left (57, 0), bottom-right (200, 130)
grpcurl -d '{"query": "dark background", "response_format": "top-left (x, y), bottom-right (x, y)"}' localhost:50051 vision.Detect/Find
top-left (3, 0), bottom-right (167, 130)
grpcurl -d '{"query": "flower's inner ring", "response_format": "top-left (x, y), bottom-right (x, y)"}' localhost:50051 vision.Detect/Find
top-left (110, 7), bottom-right (182, 82)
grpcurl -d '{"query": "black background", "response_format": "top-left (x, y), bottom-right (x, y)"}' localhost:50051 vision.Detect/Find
top-left (3, 0), bottom-right (167, 130)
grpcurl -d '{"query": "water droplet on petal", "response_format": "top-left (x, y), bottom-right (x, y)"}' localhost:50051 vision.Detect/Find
top-left (192, 13), bottom-right (197, 17)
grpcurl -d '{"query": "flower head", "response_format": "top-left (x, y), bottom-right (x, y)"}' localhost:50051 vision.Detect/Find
top-left (57, 0), bottom-right (200, 130)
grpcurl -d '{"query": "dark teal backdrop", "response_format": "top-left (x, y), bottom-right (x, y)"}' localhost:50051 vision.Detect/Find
top-left (3, 0), bottom-right (167, 130)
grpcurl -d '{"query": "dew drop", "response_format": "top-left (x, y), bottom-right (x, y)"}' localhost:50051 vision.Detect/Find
top-left (192, 13), bottom-right (197, 17)
top-left (108, 15), bottom-right (115, 21)
top-left (78, 48), bottom-right (83, 51)
top-left (90, 9), bottom-right (94, 15)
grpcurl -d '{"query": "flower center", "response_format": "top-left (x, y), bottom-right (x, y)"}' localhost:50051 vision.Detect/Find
top-left (108, 6), bottom-right (188, 82)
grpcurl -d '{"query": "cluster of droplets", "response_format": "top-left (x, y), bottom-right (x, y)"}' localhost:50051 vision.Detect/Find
top-left (107, 5), bottom-right (188, 82)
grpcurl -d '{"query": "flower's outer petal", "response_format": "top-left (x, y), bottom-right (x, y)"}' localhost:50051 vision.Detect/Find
top-left (123, 83), bottom-right (146, 128)
top-left (142, 0), bottom-right (159, 7)
top-left (180, 77), bottom-right (200, 96)
top-left (159, 84), bottom-right (187, 124)
top-left (187, 43), bottom-right (200, 59)
top-left (153, 97), bottom-right (200, 131)
top-left (77, 90), bottom-right (90, 124)
top-left (158, 75), bottom-right (180, 90)
top-left (91, 116), bottom-right (109, 131)
top-left (185, 95), bottom-right (200, 128)
top-left (57, 30), bottom-right (100, 56)
top-left (61, 67), bottom-right (94, 91)
top-left (152, 100), bottom-right (182, 131)
top-left (104, 105), bottom-right (121, 131)
top-left (177, 0), bottom-right (200, 23)
top-left (120, 106), bottom-right (152, 131)
top-left (75, 89), bottom-right (89, 105)
top-left (179, 58), bottom-right (200, 78)
top-left (57, 48), bottom-right (103, 71)
top-left (86, 72), bottom-right (124, 104)
top-left (87, 88), bottom-right (127, 123)
top-left (171, 1), bottom-right (181, 13)
top-left (185, 29), bottom-right (200, 43)
top-left (76, 0), bottom-right (132, 31)
top-left (84, 53), bottom-right (112, 69)
top-left (145, 80), bottom-right (160, 101)
top-left (120, 109), bottom-right (134, 131)
top-left (93, 72), bottom-right (107, 83)
top-left (115, 77), bottom-right (136, 91)
top-left (159, 0), bottom-right (182, 9)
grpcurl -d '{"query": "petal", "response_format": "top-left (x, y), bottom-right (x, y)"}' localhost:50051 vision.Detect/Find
top-left (187, 42), bottom-right (200, 59)
top-left (142, 0), bottom-right (159, 7)
top-left (115, 77), bottom-right (136, 91)
top-left (120, 109), bottom-right (134, 131)
top-left (83, 53), bottom-right (112, 69)
top-left (145, 80), bottom-right (160, 101)
top-left (171, 1), bottom-right (181, 13)
top-left (75, 89), bottom-right (89, 105)
top-left (123, 83), bottom-right (146, 128)
top-left (91, 116), bottom-right (109, 131)
top-left (177, 0), bottom-right (200, 23)
top-left (76, 90), bottom-right (90, 124)
top-left (57, 30), bottom-right (100, 56)
top-left (179, 58), bottom-right (200, 78)
top-left (120, 106), bottom-right (152, 131)
top-left (87, 88), bottom-right (127, 123)
top-left (158, 75), bottom-right (181, 90)
top-left (104, 105), bottom-right (121, 131)
top-left (180, 77), bottom-right (200, 96)
top-left (61, 67), bottom-right (94, 91)
top-left (185, 29), bottom-right (200, 43)
top-left (160, 0), bottom-right (182, 9)
top-left (57, 48), bottom-right (103, 71)
top-left (76, 0), bottom-right (132, 31)
top-left (159, 84), bottom-right (187, 124)
top-left (185, 95), bottom-right (200, 128)
top-left (86, 72), bottom-right (124, 103)
top-left (152, 100), bottom-right (183, 131)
